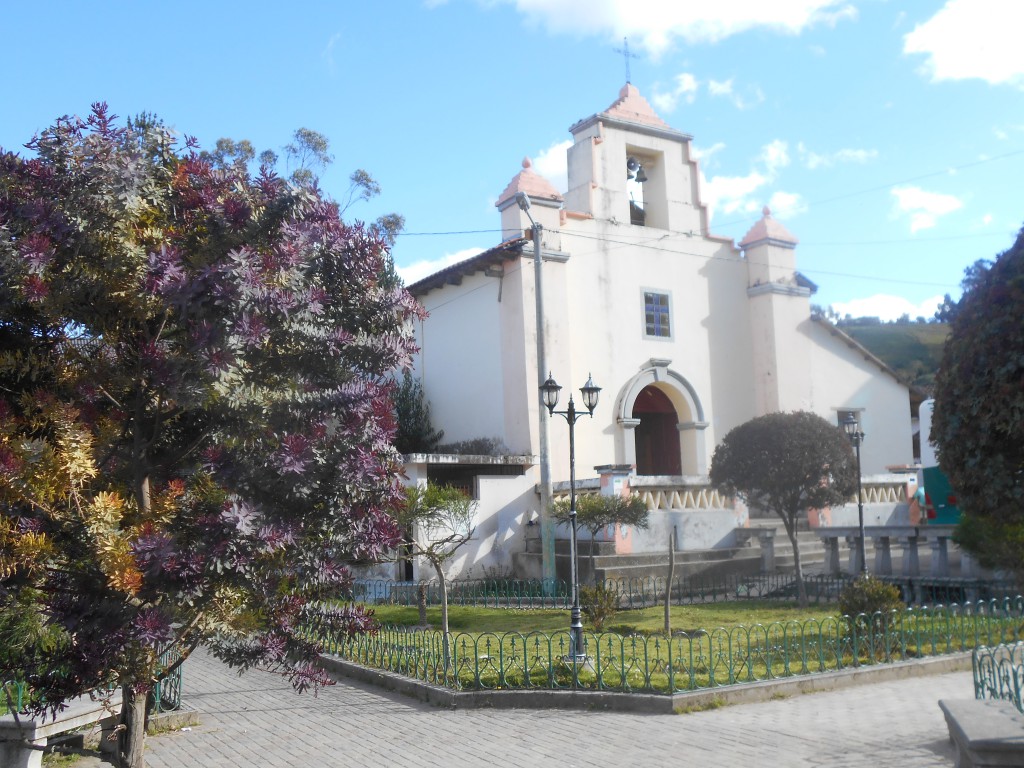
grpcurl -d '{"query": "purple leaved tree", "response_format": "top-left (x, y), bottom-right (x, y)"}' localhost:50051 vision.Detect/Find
top-left (0, 105), bottom-right (421, 767)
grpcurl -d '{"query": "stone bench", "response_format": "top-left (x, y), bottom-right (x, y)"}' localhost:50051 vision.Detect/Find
top-left (0, 689), bottom-right (122, 768)
top-left (939, 698), bottom-right (1024, 767)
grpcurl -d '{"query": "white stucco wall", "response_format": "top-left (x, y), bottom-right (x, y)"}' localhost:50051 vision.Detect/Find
top-left (396, 457), bottom-right (539, 581)
top-left (414, 271), bottom-right (511, 447)
top-left (805, 320), bottom-right (913, 473)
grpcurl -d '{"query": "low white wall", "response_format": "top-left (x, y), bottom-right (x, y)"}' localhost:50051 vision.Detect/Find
top-left (442, 475), bottom-right (536, 580)
top-left (352, 459), bottom-right (538, 583)
top-left (811, 474), bottom-right (916, 528)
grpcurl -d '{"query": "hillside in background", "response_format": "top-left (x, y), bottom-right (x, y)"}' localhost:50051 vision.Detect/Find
top-left (839, 321), bottom-right (949, 393)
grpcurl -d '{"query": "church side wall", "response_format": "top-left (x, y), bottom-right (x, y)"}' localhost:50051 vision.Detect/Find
top-left (806, 320), bottom-right (913, 473)
top-left (415, 272), bottom-right (509, 447)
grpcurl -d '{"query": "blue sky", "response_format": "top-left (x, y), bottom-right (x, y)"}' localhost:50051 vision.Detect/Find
top-left (3, 0), bottom-right (1022, 320)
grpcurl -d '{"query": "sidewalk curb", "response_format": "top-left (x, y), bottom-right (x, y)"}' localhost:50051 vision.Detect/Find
top-left (318, 651), bottom-right (972, 714)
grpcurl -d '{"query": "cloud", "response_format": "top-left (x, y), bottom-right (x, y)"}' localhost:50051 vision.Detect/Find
top-left (321, 32), bottom-right (342, 76)
top-left (760, 140), bottom-right (790, 175)
top-left (904, 0), bottom-right (1024, 88)
top-left (702, 171), bottom-right (768, 217)
top-left (831, 294), bottom-right (946, 323)
top-left (701, 140), bottom-right (795, 220)
top-left (768, 190), bottom-right (807, 219)
top-left (708, 78), bottom-right (733, 97)
top-left (505, 0), bottom-right (857, 53)
top-left (397, 247), bottom-right (484, 286)
top-left (798, 142), bottom-right (878, 169)
top-left (651, 72), bottom-right (698, 113)
top-left (654, 73), bottom-right (761, 111)
top-left (891, 186), bottom-right (963, 232)
top-left (533, 139), bottom-right (572, 193)
top-left (691, 141), bottom-right (726, 169)
top-left (707, 77), bottom-right (764, 109)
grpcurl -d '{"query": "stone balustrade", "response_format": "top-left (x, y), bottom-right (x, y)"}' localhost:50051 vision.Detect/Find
top-left (815, 524), bottom-right (970, 578)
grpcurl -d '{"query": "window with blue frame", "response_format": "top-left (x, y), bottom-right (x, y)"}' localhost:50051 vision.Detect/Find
top-left (644, 291), bottom-right (671, 338)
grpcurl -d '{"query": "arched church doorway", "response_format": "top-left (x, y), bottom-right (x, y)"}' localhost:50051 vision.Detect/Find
top-left (632, 385), bottom-right (681, 475)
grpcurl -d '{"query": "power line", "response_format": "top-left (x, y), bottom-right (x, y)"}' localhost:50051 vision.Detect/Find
top-left (393, 147), bottom-right (1022, 291)
top-left (393, 147), bottom-right (1024, 247)
top-left (702, 146), bottom-right (1024, 234)
top-left (399, 228), bottom-right (503, 237)
top-left (557, 229), bottom-right (961, 289)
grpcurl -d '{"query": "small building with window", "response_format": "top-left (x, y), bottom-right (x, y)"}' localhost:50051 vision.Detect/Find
top-left (402, 84), bottom-right (915, 580)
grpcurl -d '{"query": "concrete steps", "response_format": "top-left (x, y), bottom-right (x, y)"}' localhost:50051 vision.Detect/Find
top-left (517, 516), bottom-right (885, 584)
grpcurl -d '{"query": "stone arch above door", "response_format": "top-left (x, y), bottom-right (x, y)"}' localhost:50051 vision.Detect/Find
top-left (615, 359), bottom-right (709, 475)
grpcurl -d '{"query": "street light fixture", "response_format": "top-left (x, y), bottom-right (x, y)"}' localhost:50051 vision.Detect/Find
top-left (540, 372), bottom-right (600, 664)
top-left (843, 414), bottom-right (868, 577)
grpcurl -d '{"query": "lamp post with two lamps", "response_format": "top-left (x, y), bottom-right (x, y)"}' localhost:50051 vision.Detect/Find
top-left (539, 372), bottom-right (600, 664)
top-left (842, 414), bottom-right (868, 577)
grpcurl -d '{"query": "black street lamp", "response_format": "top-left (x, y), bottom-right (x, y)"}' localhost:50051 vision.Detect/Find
top-left (843, 414), bottom-right (868, 577)
top-left (540, 372), bottom-right (600, 664)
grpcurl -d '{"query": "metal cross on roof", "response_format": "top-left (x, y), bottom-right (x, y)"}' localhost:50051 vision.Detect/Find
top-left (613, 37), bottom-right (640, 84)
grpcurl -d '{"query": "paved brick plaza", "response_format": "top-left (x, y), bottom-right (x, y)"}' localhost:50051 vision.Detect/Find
top-left (78, 650), bottom-right (964, 767)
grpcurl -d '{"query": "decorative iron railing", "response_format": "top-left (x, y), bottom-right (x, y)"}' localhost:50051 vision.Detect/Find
top-left (0, 650), bottom-right (181, 716)
top-left (153, 647), bottom-right (183, 713)
top-left (973, 642), bottom-right (1024, 713)
top-left (1, 680), bottom-right (26, 714)
top-left (318, 598), bottom-right (1023, 695)
top-left (352, 574), bottom-right (1018, 610)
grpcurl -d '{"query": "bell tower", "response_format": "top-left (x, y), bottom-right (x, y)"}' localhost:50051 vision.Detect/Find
top-left (742, 207), bottom-right (813, 414)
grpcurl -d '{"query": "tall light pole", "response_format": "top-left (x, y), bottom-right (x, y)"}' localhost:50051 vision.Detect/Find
top-left (540, 372), bottom-right (600, 664)
top-left (516, 192), bottom-right (556, 590)
top-left (843, 414), bottom-right (868, 577)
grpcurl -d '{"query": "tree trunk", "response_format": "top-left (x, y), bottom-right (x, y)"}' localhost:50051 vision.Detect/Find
top-left (664, 529), bottom-right (675, 636)
top-left (119, 684), bottom-right (147, 768)
top-left (784, 515), bottom-right (809, 609)
top-left (432, 560), bottom-right (451, 673)
top-left (417, 582), bottom-right (428, 626)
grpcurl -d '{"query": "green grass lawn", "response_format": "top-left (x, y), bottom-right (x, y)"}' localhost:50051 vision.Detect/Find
top-left (367, 601), bottom-right (835, 635)
top-left (330, 601), bottom-right (1021, 694)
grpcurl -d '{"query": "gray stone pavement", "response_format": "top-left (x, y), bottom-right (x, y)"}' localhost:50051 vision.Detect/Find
top-left (78, 650), bottom-right (966, 767)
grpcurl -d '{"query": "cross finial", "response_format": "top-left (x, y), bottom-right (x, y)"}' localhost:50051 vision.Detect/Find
top-left (613, 37), bottom-right (640, 84)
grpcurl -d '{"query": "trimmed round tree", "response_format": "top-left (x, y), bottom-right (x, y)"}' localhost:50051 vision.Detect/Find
top-left (932, 225), bottom-right (1024, 580)
top-left (0, 106), bottom-right (421, 767)
top-left (710, 411), bottom-right (858, 608)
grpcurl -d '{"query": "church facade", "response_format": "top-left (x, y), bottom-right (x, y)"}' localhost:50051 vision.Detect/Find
top-left (401, 85), bottom-right (915, 581)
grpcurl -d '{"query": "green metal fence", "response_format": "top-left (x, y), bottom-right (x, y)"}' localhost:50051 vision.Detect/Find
top-left (1, 680), bottom-right (26, 714)
top-left (973, 642), bottom-right (1024, 713)
top-left (318, 597), bottom-right (1024, 695)
top-left (0, 651), bottom-right (181, 716)
top-left (352, 574), bottom-right (1017, 610)
top-left (153, 647), bottom-right (183, 713)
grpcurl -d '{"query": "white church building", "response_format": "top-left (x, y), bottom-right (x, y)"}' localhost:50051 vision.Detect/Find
top-left (396, 85), bottom-right (918, 584)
